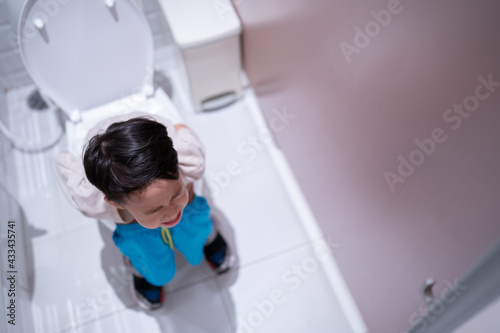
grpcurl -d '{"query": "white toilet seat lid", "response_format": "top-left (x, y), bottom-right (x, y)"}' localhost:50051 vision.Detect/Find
top-left (18, 0), bottom-right (154, 113)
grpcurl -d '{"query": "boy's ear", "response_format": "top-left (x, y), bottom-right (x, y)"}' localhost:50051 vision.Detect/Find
top-left (104, 197), bottom-right (125, 210)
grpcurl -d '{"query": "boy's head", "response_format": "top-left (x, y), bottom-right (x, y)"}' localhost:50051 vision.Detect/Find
top-left (83, 117), bottom-right (189, 229)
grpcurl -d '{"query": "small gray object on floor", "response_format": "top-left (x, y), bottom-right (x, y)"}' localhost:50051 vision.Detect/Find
top-left (153, 71), bottom-right (173, 98)
top-left (27, 89), bottom-right (48, 110)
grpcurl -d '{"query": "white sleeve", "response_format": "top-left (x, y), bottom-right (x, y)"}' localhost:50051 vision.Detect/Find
top-left (147, 113), bottom-right (206, 184)
top-left (173, 126), bottom-right (206, 184)
top-left (54, 150), bottom-right (127, 223)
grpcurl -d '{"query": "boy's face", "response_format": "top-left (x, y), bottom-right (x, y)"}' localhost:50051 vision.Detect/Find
top-left (106, 178), bottom-right (189, 229)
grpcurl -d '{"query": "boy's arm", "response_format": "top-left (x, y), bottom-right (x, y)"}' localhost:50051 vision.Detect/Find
top-left (172, 123), bottom-right (206, 184)
top-left (174, 124), bottom-right (188, 131)
top-left (54, 150), bottom-right (130, 223)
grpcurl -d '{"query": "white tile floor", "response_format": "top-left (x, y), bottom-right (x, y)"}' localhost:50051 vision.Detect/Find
top-left (0, 43), bottom-right (360, 333)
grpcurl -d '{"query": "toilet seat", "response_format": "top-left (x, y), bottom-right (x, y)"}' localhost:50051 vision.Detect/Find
top-left (17, 0), bottom-right (182, 145)
top-left (66, 87), bottom-right (183, 155)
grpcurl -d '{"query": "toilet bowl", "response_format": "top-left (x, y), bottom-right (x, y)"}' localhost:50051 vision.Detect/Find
top-left (17, 0), bottom-right (183, 154)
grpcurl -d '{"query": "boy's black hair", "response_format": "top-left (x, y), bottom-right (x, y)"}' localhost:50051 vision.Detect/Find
top-left (83, 117), bottom-right (179, 204)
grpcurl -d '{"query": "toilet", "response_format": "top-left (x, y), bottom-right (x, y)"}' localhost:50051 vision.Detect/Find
top-left (17, 0), bottom-right (184, 155)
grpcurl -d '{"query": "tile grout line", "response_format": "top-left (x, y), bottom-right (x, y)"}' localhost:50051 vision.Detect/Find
top-left (213, 276), bottom-right (236, 332)
top-left (23, 220), bottom-right (102, 251)
top-left (234, 239), bottom-right (316, 270)
top-left (55, 303), bottom-right (142, 333)
top-left (168, 240), bottom-right (314, 295)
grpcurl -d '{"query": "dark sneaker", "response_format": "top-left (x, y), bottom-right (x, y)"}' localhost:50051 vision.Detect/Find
top-left (124, 257), bottom-right (164, 310)
top-left (203, 232), bottom-right (236, 274)
top-left (132, 275), bottom-right (164, 311)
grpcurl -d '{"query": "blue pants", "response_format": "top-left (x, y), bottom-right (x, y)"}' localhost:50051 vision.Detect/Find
top-left (112, 195), bottom-right (214, 286)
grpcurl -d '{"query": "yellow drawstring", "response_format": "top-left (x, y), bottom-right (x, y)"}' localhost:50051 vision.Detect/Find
top-left (161, 227), bottom-right (174, 250)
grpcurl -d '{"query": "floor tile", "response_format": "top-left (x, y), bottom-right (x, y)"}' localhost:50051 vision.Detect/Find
top-left (74, 307), bottom-right (161, 333)
top-left (28, 222), bottom-right (136, 333)
top-left (77, 278), bottom-right (235, 333)
top-left (153, 278), bottom-right (234, 333)
top-left (216, 243), bottom-right (353, 333)
top-left (185, 99), bottom-right (274, 182)
top-left (208, 165), bottom-right (310, 267)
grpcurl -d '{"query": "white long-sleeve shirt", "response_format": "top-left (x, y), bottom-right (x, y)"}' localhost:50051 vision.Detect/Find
top-left (55, 111), bottom-right (205, 224)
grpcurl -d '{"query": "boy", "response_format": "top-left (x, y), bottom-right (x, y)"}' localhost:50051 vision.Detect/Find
top-left (55, 111), bottom-right (234, 310)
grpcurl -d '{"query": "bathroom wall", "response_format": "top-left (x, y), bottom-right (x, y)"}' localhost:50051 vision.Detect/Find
top-left (235, 0), bottom-right (500, 332)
